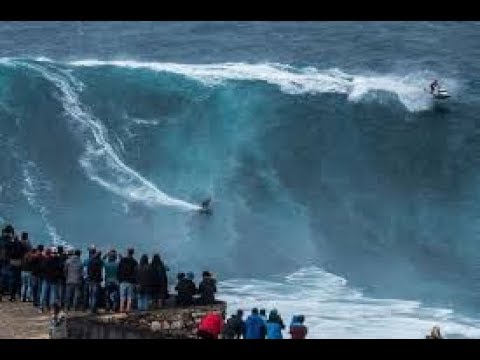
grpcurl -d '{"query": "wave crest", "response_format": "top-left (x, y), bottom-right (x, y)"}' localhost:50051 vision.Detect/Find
top-left (68, 59), bottom-right (457, 112)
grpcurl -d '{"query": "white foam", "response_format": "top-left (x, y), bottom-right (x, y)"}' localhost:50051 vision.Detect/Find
top-left (20, 61), bottom-right (200, 212)
top-left (68, 59), bottom-right (456, 112)
top-left (130, 118), bottom-right (160, 126)
top-left (0, 57), bottom-right (12, 66)
top-left (21, 161), bottom-right (65, 246)
top-left (34, 56), bottom-right (54, 63)
top-left (220, 266), bottom-right (480, 339)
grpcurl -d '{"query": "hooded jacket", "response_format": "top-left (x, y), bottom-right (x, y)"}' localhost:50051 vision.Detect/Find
top-left (65, 255), bottom-right (83, 285)
top-left (198, 312), bottom-right (224, 338)
top-left (245, 314), bottom-right (266, 339)
top-left (198, 276), bottom-right (217, 304)
top-left (289, 316), bottom-right (308, 339)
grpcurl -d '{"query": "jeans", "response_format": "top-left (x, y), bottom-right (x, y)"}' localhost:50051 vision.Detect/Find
top-left (82, 279), bottom-right (89, 309)
top-left (9, 265), bottom-right (21, 300)
top-left (105, 282), bottom-right (119, 311)
top-left (119, 282), bottom-right (134, 303)
top-left (31, 275), bottom-right (40, 306)
top-left (21, 271), bottom-right (32, 301)
top-left (88, 282), bottom-right (100, 312)
top-left (41, 280), bottom-right (58, 311)
top-left (2, 263), bottom-right (10, 292)
top-left (65, 283), bottom-right (81, 310)
top-left (0, 262), bottom-right (5, 295)
top-left (137, 292), bottom-right (150, 311)
top-left (57, 282), bottom-right (66, 307)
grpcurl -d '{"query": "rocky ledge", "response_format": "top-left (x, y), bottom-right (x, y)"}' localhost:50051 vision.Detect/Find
top-left (67, 301), bottom-right (227, 339)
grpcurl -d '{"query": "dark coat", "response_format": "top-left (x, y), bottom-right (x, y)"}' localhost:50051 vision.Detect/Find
top-left (117, 257), bottom-right (138, 283)
top-left (175, 278), bottom-right (197, 306)
top-left (198, 277), bottom-right (217, 305)
top-left (149, 262), bottom-right (168, 299)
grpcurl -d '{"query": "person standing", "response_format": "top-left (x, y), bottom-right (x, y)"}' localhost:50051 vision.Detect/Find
top-left (118, 248), bottom-right (138, 313)
top-left (65, 249), bottom-right (83, 311)
top-left (221, 309), bottom-right (246, 339)
top-left (30, 245), bottom-right (44, 307)
top-left (245, 308), bottom-right (267, 339)
top-left (136, 255), bottom-right (151, 311)
top-left (21, 248), bottom-right (35, 302)
top-left (289, 315), bottom-right (308, 339)
top-left (266, 309), bottom-right (285, 339)
top-left (8, 235), bottom-right (25, 301)
top-left (87, 251), bottom-right (103, 313)
top-left (103, 249), bottom-right (119, 312)
top-left (149, 254), bottom-right (168, 309)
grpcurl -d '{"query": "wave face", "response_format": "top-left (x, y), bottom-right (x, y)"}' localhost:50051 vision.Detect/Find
top-left (2, 23), bottom-right (480, 333)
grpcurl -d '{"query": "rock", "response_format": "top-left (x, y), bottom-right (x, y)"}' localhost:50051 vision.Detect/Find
top-left (65, 301), bottom-right (226, 338)
top-left (171, 321), bottom-right (182, 330)
top-left (151, 321), bottom-right (162, 332)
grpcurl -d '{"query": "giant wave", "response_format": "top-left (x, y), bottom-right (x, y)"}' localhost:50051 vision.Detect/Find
top-left (1, 57), bottom-right (478, 326)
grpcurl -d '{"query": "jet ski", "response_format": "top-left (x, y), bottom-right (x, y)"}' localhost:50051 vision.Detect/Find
top-left (433, 87), bottom-right (451, 100)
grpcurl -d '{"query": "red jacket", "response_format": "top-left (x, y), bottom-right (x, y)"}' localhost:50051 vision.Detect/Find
top-left (198, 313), bottom-right (224, 338)
top-left (289, 324), bottom-right (307, 339)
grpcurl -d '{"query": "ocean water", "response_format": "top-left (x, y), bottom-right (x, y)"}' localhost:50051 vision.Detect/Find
top-left (1, 21), bottom-right (480, 338)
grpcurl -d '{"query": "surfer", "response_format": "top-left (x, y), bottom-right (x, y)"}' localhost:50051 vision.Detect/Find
top-left (199, 198), bottom-right (212, 215)
top-left (430, 79), bottom-right (439, 94)
top-left (427, 80), bottom-right (450, 99)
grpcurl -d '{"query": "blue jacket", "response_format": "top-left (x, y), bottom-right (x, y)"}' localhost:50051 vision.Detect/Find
top-left (266, 321), bottom-right (284, 339)
top-left (245, 314), bottom-right (266, 339)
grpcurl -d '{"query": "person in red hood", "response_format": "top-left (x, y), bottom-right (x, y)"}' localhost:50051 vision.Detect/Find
top-left (289, 315), bottom-right (307, 339)
top-left (197, 311), bottom-right (224, 339)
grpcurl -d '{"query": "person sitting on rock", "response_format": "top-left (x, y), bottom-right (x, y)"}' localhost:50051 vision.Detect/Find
top-left (197, 311), bottom-right (224, 339)
top-left (175, 272), bottom-right (197, 306)
top-left (198, 270), bottom-right (217, 305)
top-left (221, 309), bottom-right (246, 339)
